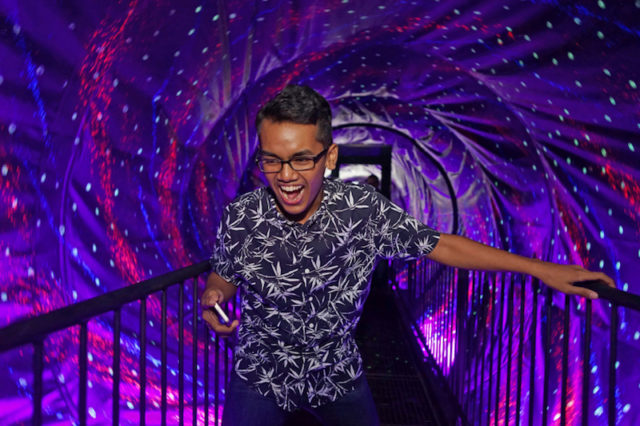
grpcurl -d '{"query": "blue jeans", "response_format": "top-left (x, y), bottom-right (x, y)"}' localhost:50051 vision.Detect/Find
top-left (221, 372), bottom-right (380, 426)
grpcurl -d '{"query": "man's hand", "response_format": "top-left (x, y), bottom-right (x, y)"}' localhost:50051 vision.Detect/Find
top-left (201, 286), bottom-right (239, 337)
top-left (534, 262), bottom-right (616, 300)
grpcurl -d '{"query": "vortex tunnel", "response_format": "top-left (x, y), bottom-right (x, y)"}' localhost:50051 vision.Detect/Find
top-left (1, 0), bottom-right (639, 424)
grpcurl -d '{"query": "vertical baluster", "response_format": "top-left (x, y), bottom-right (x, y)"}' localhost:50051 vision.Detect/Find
top-left (581, 300), bottom-right (592, 426)
top-left (161, 289), bottom-right (167, 426)
top-left (477, 273), bottom-right (488, 425)
top-left (79, 322), bottom-right (88, 426)
top-left (473, 272), bottom-right (482, 423)
top-left (505, 273), bottom-right (515, 424)
top-left (528, 280), bottom-right (539, 426)
top-left (542, 288), bottom-right (552, 426)
top-left (609, 304), bottom-right (618, 426)
top-left (560, 295), bottom-right (570, 426)
top-left (140, 298), bottom-right (147, 426)
top-left (179, 283), bottom-right (185, 425)
top-left (494, 273), bottom-right (506, 426)
top-left (215, 323), bottom-right (220, 426)
top-left (113, 308), bottom-right (121, 426)
top-left (448, 268), bottom-right (455, 379)
top-left (33, 339), bottom-right (43, 426)
top-left (515, 275), bottom-right (526, 426)
top-left (486, 273), bottom-right (497, 426)
top-left (205, 324), bottom-right (210, 426)
top-left (437, 267), bottom-right (443, 367)
top-left (456, 269), bottom-right (469, 407)
top-left (468, 272), bottom-right (479, 419)
top-left (193, 277), bottom-right (198, 426)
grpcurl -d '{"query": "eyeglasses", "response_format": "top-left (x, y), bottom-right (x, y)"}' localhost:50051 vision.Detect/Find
top-left (256, 147), bottom-right (329, 173)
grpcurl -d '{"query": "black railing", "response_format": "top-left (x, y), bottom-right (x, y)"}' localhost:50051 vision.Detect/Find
top-left (0, 260), bottom-right (237, 425)
top-left (393, 258), bottom-right (640, 425)
top-left (4, 257), bottom-right (638, 425)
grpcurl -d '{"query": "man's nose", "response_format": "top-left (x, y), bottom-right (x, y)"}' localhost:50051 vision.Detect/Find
top-left (279, 161), bottom-right (297, 179)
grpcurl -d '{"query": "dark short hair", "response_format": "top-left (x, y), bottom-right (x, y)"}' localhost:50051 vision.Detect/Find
top-left (255, 85), bottom-right (333, 147)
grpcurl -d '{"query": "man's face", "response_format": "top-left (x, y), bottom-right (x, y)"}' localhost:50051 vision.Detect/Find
top-left (258, 119), bottom-right (338, 224)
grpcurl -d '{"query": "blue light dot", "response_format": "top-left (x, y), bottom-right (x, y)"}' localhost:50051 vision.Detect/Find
top-left (599, 260), bottom-right (604, 269)
top-left (595, 406), bottom-right (603, 416)
top-left (615, 262), bottom-right (620, 270)
top-left (634, 332), bottom-right (639, 340)
top-left (592, 365), bottom-right (598, 373)
top-left (623, 404), bottom-right (630, 413)
top-left (85, 183), bottom-right (91, 192)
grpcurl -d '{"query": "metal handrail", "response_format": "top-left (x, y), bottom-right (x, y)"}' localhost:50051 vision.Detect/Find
top-left (574, 279), bottom-right (640, 310)
top-left (0, 260), bottom-right (211, 352)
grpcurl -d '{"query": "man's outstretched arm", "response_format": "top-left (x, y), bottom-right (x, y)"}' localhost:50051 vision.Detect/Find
top-left (427, 233), bottom-right (615, 299)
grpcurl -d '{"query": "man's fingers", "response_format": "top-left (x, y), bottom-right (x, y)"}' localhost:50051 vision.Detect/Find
top-left (202, 310), bottom-right (238, 336)
top-left (201, 289), bottom-right (222, 308)
top-left (575, 287), bottom-right (599, 300)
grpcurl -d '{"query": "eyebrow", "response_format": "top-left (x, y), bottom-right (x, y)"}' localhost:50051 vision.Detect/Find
top-left (259, 149), bottom-right (315, 157)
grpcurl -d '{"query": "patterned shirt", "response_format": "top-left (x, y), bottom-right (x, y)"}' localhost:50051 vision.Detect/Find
top-left (210, 178), bottom-right (440, 411)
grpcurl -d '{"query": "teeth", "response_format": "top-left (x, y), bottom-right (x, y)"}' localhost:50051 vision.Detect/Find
top-left (280, 185), bottom-right (302, 192)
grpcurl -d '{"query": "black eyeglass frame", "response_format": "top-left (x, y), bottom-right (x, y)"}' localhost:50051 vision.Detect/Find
top-left (255, 147), bottom-right (330, 173)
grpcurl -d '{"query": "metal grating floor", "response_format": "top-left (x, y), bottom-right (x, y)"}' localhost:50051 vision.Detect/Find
top-left (355, 272), bottom-right (437, 426)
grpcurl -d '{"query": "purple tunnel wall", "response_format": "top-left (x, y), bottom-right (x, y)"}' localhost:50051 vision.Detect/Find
top-left (0, 0), bottom-right (639, 424)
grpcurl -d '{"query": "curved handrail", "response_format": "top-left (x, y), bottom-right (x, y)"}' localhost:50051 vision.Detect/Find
top-left (0, 260), bottom-right (212, 352)
top-left (574, 279), bottom-right (640, 311)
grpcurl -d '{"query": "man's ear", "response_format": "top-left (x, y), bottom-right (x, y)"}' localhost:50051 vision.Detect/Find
top-left (325, 144), bottom-right (339, 170)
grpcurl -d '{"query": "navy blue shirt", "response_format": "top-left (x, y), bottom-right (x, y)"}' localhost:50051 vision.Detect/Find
top-left (210, 178), bottom-right (440, 410)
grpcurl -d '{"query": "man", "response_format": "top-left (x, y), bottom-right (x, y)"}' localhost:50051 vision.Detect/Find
top-left (201, 85), bottom-right (614, 425)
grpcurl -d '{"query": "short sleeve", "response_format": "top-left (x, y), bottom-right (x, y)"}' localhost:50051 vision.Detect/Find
top-left (209, 206), bottom-right (242, 287)
top-left (371, 191), bottom-right (440, 260)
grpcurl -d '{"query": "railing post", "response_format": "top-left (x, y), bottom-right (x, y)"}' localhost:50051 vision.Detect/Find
top-left (179, 282), bottom-right (185, 425)
top-left (33, 339), bottom-right (43, 426)
top-left (140, 298), bottom-right (147, 426)
top-left (581, 300), bottom-right (592, 426)
top-left (561, 295), bottom-right (570, 426)
top-left (79, 322), bottom-right (88, 426)
top-left (609, 304), bottom-right (618, 425)
top-left (456, 269), bottom-right (468, 411)
top-left (113, 308), bottom-right (121, 426)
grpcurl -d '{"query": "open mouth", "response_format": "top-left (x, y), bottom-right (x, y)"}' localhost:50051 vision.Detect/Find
top-left (278, 184), bottom-right (304, 205)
